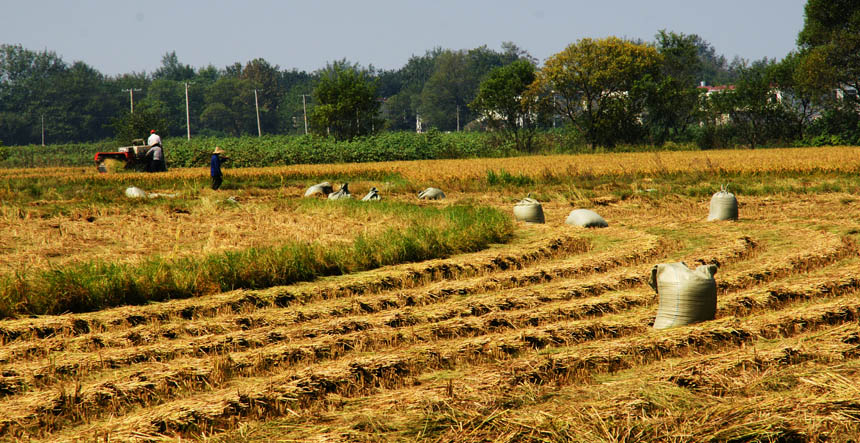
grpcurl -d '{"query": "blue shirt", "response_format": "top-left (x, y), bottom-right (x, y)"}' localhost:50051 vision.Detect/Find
top-left (210, 154), bottom-right (222, 177)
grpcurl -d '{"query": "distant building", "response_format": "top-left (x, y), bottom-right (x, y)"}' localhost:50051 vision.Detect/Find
top-left (698, 82), bottom-right (735, 125)
top-left (835, 86), bottom-right (858, 101)
top-left (698, 82), bottom-right (736, 96)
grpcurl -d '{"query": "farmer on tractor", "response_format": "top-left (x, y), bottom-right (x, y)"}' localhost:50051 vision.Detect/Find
top-left (145, 129), bottom-right (167, 172)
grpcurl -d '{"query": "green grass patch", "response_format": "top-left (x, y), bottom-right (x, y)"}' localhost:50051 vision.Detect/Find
top-left (0, 202), bottom-right (514, 318)
top-left (486, 169), bottom-right (536, 187)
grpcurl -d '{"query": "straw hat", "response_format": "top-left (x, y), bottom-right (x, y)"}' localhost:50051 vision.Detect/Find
top-left (213, 146), bottom-right (225, 155)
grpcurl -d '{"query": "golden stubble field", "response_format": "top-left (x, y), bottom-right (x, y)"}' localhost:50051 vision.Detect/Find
top-left (0, 191), bottom-right (412, 272)
top-left (1, 147), bottom-right (860, 441)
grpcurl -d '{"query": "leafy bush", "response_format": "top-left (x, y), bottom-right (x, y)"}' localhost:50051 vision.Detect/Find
top-left (801, 108), bottom-right (860, 146)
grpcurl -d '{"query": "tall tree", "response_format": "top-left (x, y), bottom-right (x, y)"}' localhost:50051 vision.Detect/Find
top-left (693, 36), bottom-right (741, 86)
top-left (201, 76), bottom-right (255, 136)
top-left (714, 62), bottom-right (788, 148)
top-left (769, 51), bottom-right (827, 139)
top-left (418, 45), bottom-right (520, 131)
top-left (528, 37), bottom-right (662, 147)
top-left (153, 51), bottom-right (195, 81)
top-left (49, 61), bottom-right (119, 142)
top-left (278, 70), bottom-right (316, 135)
top-left (470, 60), bottom-right (541, 151)
top-left (418, 50), bottom-right (472, 130)
top-left (0, 45), bottom-right (67, 144)
top-left (136, 79), bottom-right (185, 137)
top-left (641, 31), bottom-right (706, 144)
top-left (241, 58), bottom-right (282, 133)
top-left (382, 48), bottom-right (441, 130)
top-left (310, 62), bottom-right (382, 140)
top-left (797, 0), bottom-right (860, 109)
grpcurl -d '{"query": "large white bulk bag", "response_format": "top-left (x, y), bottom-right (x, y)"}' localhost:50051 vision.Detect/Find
top-left (513, 194), bottom-right (545, 223)
top-left (418, 187), bottom-right (445, 200)
top-left (649, 262), bottom-right (717, 329)
top-left (125, 186), bottom-right (147, 198)
top-left (328, 183), bottom-right (352, 200)
top-left (304, 181), bottom-right (334, 197)
top-left (565, 209), bottom-right (608, 228)
top-left (707, 186), bottom-right (738, 221)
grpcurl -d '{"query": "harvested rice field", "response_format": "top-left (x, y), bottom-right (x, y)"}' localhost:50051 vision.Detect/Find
top-left (1, 147), bottom-right (860, 442)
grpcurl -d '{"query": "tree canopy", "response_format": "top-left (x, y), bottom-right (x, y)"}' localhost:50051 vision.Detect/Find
top-left (470, 59), bottom-right (541, 151)
top-left (528, 37), bottom-right (662, 147)
top-left (310, 62), bottom-right (382, 140)
top-left (797, 0), bottom-right (860, 107)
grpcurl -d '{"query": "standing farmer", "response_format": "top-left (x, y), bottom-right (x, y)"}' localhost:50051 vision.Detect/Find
top-left (210, 146), bottom-right (229, 190)
top-left (147, 129), bottom-right (161, 149)
top-left (145, 129), bottom-right (167, 172)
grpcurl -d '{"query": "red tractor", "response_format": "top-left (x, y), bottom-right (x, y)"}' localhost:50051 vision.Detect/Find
top-left (94, 139), bottom-right (149, 173)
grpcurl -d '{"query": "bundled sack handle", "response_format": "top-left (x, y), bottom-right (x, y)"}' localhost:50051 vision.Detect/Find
top-left (518, 192), bottom-right (540, 205)
top-left (696, 263), bottom-right (718, 278)
top-left (648, 263), bottom-right (718, 294)
top-left (648, 264), bottom-right (660, 293)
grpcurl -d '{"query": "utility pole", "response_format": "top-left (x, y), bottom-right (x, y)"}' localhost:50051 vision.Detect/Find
top-left (122, 88), bottom-right (142, 114)
top-left (184, 82), bottom-right (191, 140)
top-left (300, 94), bottom-right (309, 135)
top-left (41, 114), bottom-right (45, 146)
top-left (254, 89), bottom-right (262, 137)
top-left (456, 106), bottom-right (460, 132)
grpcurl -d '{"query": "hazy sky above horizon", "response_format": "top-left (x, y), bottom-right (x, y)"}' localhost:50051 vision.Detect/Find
top-left (2, 0), bottom-right (807, 76)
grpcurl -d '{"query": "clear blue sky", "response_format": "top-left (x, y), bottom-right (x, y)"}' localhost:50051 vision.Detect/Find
top-left (1, 0), bottom-right (808, 75)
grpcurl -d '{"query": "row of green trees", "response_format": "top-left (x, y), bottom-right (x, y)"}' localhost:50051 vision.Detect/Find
top-left (2, 0), bottom-right (855, 150)
top-left (468, 0), bottom-right (860, 151)
top-left (0, 35), bottom-right (741, 147)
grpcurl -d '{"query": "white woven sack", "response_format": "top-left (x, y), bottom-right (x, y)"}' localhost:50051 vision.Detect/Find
top-left (707, 185), bottom-right (738, 221)
top-left (649, 262), bottom-right (718, 329)
top-left (565, 209), bottom-right (608, 228)
top-left (304, 181), bottom-right (333, 197)
top-left (328, 183), bottom-right (352, 200)
top-left (125, 186), bottom-right (147, 198)
top-left (513, 195), bottom-right (545, 223)
top-left (418, 187), bottom-right (445, 200)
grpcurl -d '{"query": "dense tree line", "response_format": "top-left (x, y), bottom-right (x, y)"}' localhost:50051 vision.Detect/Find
top-left (0, 36), bottom-right (738, 147)
top-left (0, 43), bottom-right (536, 146)
top-left (2, 1), bottom-right (857, 150)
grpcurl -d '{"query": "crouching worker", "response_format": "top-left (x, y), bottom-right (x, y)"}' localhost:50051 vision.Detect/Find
top-left (210, 146), bottom-right (229, 190)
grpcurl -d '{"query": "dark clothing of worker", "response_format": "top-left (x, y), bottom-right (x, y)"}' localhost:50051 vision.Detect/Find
top-left (145, 145), bottom-right (167, 172)
top-left (211, 153), bottom-right (225, 190)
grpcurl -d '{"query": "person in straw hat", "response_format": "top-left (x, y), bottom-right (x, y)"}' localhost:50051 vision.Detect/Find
top-left (210, 146), bottom-right (229, 190)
